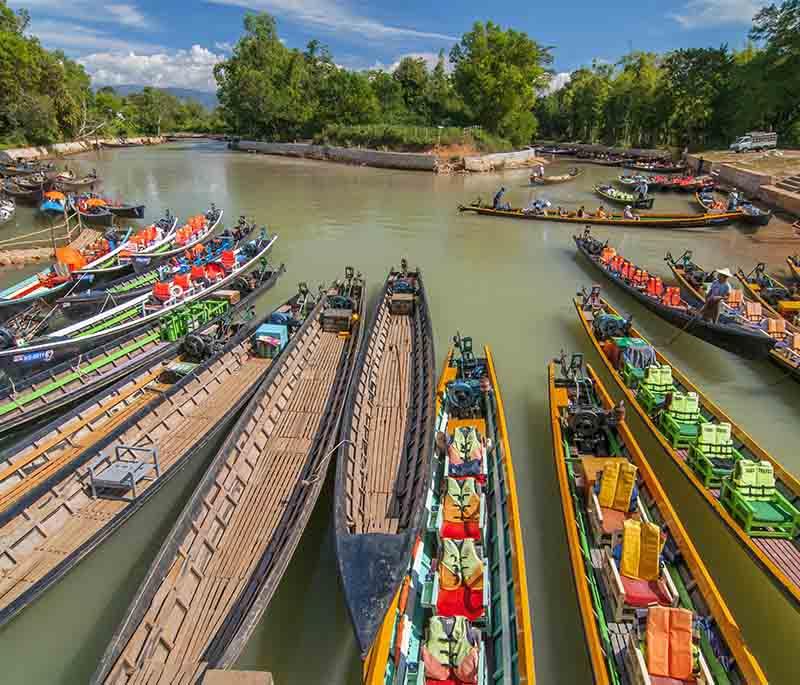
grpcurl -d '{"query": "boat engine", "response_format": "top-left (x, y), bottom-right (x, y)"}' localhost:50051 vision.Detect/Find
top-left (567, 405), bottom-right (620, 454)
top-left (182, 333), bottom-right (218, 361)
top-left (593, 313), bottom-right (632, 341)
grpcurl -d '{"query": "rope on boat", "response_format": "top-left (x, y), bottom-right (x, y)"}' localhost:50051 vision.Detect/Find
top-left (302, 439), bottom-right (353, 486)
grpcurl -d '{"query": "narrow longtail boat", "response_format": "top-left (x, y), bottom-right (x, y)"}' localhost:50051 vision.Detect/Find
top-left (617, 174), bottom-right (671, 191)
top-left (55, 171), bottom-right (98, 191)
top-left (694, 190), bottom-right (772, 226)
top-left (71, 195), bottom-right (114, 226)
top-left (574, 230), bottom-right (776, 360)
top-left (0, 281), bottom-right (314, 629)
top-left (548, 353), bottom-right (767, 685)
top-left (594, 183), bottom-right (655, 209)
top-left (56, 233), bottom-right (241, 318)
top-left (573, 290), bottom-right (800, 608)
top-left (665, 251), bottom-right (800, 380)
top-left (334, 261), bottom-right (436, 654)
top-left (362, 334), bottom-right (534, 685)
top-left (0, 233), bottom-right (277, 374)
top-left (625, 161), bottom-right (686, 174)
top-left (532, 167), bottom-right (582, 184)
top-left (107, 202), bottom-right (145, 219)
top-left (93, 268), bottom-right (365, 684)
top-left (2, 180), bottom-right (43, 204)
top-left (787, 253), bottom-right (800, 282)
top-left (736, 263), bottom-right (800, 324)
top-left (0, 266), bottom-right (284, 436)
top-left (458, 203), bottom-right (736, 229)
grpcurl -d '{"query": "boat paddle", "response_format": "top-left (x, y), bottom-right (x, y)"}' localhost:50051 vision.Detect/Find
top-left (665, 308), bottom-right (705, 346)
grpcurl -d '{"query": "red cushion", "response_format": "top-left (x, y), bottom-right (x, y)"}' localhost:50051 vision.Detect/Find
top-left (600, 507), bottom-right (627, 534)
top-left (441, 521), bottom-right (481, 540)
top-left (436, 587), bottom-right (485, 621)
top-left (621, 576), bottom-right (671, 607)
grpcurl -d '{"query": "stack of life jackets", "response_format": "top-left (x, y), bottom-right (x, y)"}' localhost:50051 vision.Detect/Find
top-left (767, 317), bottom-right (787, 341)
top-left (643, 607), bottom-right (697, 682)
top-left (421, 616), bottom-right (480, 684)
top-left (593, 462), bottom-right (639, 542)
top-left (645, 275), bottom-right (664, 298)
top-left (600, 246), bottom-right (617, 265)
top-left (661, 286), bottom-right (681, 307)
top-left (436, 538), bottom-right (484, 621)
top-left (175, 215), bottom-right (208, 246)
top-left (441, 477), bottom-right (481, 540)
top-left (447, 427), bottom-right (486, 482)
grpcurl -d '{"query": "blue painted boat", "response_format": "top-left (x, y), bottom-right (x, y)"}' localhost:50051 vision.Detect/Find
top-left (39, 191), bottom-right (66, 217)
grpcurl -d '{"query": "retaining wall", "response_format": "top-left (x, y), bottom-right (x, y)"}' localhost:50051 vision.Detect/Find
top-left (233, 140), bottom-right (436, 171)
top-left (0, 136), bottom-right (166, 163)
top-left (464, 148), bottom-right (544, 172)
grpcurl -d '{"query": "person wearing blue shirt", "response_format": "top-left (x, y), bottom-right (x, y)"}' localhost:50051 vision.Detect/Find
top-left (492, 187), bottom-right (506, 209)
top-left (701, 268), bottom-right (732, 322)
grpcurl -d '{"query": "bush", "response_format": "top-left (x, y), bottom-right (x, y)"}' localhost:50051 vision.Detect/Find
top-left (313, 124), bottom-right (512, 153)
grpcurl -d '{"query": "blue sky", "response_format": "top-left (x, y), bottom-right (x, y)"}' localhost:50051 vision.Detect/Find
top-left (9, 0), bottom-right (769, 92)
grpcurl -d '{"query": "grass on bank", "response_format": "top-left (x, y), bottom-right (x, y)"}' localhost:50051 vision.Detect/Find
top-left (313, 124), bottom-right (513, 153)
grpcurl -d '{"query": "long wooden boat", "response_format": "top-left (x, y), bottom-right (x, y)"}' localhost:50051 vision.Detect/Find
top-left (574, 292), bottom-right (800, 608)
top-left (93, 269), bottom-right (366, 684)
top-left (617, 174), bottom-right (670, 191)
top-left (0, 162), bottom-right (51, 177)
top-left (56, 234), bottom-right (239, 318)
top-left (736, 263), bottom-right (800, 322)
top-left (0, 266), bottom-right (284, 436)
top-left (0, 284), bottom-right (315, 630)
top-left (72, 215), bottom-right (181, 280)
top-left (581, 156), bottom-right (632, 166)
top-left (2, 180), bottom-right (43, 204)
top-left (695, 190), bottom-right (772, 226)
top-left (594, 183), bottom-right (655, 209)
top-left (15, 172), bottom-right (52, 191)
top-left (107, 202), bottom-right (145, 219)
top-left (56, 172), bottom-right (98, 191)
top-left (0, 233), bottom-right (277, 373)
top-left (532, 167), bottom-right (583, 184)
top-left (71, 196), bottom-right (114, 226)
top-left (363, 333), bottom-right (534, 685)
top-left (334, 262), bottom-right (436, 655)
top-left (459, 203), bottom-right (736, 229)
top-left (574, 230), bottom-right (776, 359)
top-left (549, 354), bottom-right (767, 684)
top-left (665, 252), bottom-right (800, 381)
top-left (625, 161), bottom-right (686, 173)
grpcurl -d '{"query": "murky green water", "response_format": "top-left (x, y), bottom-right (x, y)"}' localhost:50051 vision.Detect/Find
top-left (0, 141), bottom-right (798, 684)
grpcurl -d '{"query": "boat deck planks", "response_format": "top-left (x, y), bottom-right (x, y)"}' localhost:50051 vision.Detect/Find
top-left (0, 337), bottom-right (272, 617)
top-left (102, 316), bottom-right (350, 684)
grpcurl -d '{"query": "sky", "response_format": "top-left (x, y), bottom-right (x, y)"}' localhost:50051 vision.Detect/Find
top-left (8, 0), bottom-right (771, 94)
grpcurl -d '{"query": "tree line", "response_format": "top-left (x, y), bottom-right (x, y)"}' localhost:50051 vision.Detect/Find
top-left (536, 1), bottom-right (800, 149)
top-left (0, 0), bottom-right (217, 147)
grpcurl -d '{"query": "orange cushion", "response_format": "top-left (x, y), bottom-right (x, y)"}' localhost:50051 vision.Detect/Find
top-left (600, 507), bottom-right (626, 535)
top-left (647, 606), bottom-right (670, 676)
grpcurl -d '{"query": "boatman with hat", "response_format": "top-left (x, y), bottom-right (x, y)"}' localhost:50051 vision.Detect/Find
top-left (700, 268), bottom-right (732, 323)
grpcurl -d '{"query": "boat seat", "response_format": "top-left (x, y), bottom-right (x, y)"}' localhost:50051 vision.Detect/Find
top-left (601, 547), bottom-right (678, 623)
top-left (435, 477), bottom-right (485, 543)
top-left (419, 616), bottom-right (485, 685)
top-left (720, 460), bottom-right (800, 539)
top-left (425, 542), bottom-right (490, 626)
top-left (743, 301), bottom-right (763, 324)
top-left (660, 392), bottom-right (701, 449)
top-left (687, 422), bottom-right (738, 488)
top-left (86, 444), bottom-right (161, 501)
top-left (587, 461), bottom-right (639, 547)
top-left (767, 317), bottom-right (787, 342)
top-left (444, 426), bottom-right (488, 484)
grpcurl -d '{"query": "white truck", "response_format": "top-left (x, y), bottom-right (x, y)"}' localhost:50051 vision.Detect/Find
top-left (729, 131), bottom-right (778, 153)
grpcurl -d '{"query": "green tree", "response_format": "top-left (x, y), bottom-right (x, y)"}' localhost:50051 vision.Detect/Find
top-left (450, 21), bottom-right (552, 145)
top-left (393, 56), bottom-right (429, 122)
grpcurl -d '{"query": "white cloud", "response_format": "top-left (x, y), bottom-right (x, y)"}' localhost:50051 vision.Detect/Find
top-left (80, 45), bottom-right (225, 92)
top-left (11, 0), bottom-right (154, 29)
top-left (208, 0), bottom-right (456, 42)
top-left (669, 0), bottom-right (767, 28)
top-left (215, 41), bottom-right (234, 52)
top-left (545, 72), bottom-right (571, 94)
top-left (29, 19), bottom-right (162, 53)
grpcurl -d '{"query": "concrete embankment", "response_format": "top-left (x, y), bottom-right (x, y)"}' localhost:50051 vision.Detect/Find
top-left (232, 140), bottom-right (437, 171)
top-left (0, 136), bottom-right (166, 163)
top-left (0, 228), bottom-right (101, 268)
top-left (463, 148), bottom-right (547, 172)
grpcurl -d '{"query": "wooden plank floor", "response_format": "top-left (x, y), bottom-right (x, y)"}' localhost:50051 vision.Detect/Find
top-left (346, 301), bottom-right (412, 534)
top-left (102, 319), bottom-right (347, 684)
top-left (0, 335), bottom-right (272, 617)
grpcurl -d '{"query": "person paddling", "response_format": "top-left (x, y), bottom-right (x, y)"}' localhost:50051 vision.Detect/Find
top-left (700, 268), bottom-right (732, 323)
top-left (492, 187), bottom-right (506, 210)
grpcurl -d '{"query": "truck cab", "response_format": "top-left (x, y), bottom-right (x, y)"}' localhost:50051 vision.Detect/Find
top-left (729, 131), bottom-right (777, 153)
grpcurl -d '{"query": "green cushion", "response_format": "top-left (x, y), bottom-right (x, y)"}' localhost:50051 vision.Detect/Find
top-left (749, 501), bottom-right (790, 524)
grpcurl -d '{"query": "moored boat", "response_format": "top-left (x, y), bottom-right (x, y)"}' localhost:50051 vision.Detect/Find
top-left (2, 180), bottom-right (43, 204)
top-left (695, 189), bottom-right (772, 226)
top-left (0, 266), bottom-right (285, 436)
top-left (787, 253), bottom-right (800, 282)
top-left (595, 183), bottom-right (655, 209)
top-left (106, 202), bottom-right (145, 219)
top-left (574, 230), bottom-right (776, 359)
top-left (0, 278), bottom-right (308, 630)
top-left (0, 197), bottom-right (15, 223)
top-left (625, 160), bottom-right (686, 173)
top-left (459, 203), bottom-right (736, 229)
top-left (56, 170), bottom-right (98, 191)
top-left (549, 352), bottom-right (767, 684)
top-left (736, 263), bottom-right (800, 324)
top-left (334, 261), bottom-right (435, 654)
top-left (617, 174), bottom-right (670, 191)
top-left (70, 195), bottom-right (114, 226)
top-left (93, 268), bottom-right (365, 684)
top-left (0, 232), bottom-right (277, 373)
top-left (39, 190), bottom-right (66, 216)
top-left (573, 291), bottom-right (800, 609)
top-left (363, 333), bottom-right (534, 685)
top-left (532, 167), bottom-right (583, 184)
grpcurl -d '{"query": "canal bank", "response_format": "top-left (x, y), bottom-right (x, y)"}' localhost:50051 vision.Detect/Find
top-left (0, 141), bottom-right (798, 683)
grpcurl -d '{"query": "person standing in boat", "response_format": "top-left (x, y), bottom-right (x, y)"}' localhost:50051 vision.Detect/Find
top-left (700, 268), bottom-right (732, 323)
top-left (492, 187), bottom-right (506, 209)
top-left (623, 205), bottom-right (639, 221)
top-left (636, 179), bottom-right (649, 200)
top-left (728, 189), bottom-right (740, 211)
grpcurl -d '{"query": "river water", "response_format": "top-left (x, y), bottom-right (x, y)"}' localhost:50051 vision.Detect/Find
top-left (0, 141), bottom-right (798, 684)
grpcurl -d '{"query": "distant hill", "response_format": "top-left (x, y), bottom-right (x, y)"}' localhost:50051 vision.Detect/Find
top-left (94, 84), bottom-right (218, 110)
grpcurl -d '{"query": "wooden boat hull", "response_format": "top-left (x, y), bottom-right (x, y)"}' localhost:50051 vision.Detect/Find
top-left (787, 255), bottom-right (800, 282)
top-left (0, 269), bottom-right (74, 322)
top-left (0, 268), bottom-right (284, 435)
top-left (534, 168), bottom-right (583, 184)
top-left (334, 266), bottom-right (436, 655)
top-left (0, 234), bottom-right (278, 373)
top-left (594, 184), bottom-right (654, 209)
top-left (573, 295), bottom-right (800, 608)
top-left (107, 203), bottom-right (145, 219)
top-left (362, 339), bottom-right (535, 685)
top-left (574, 235), bottom-right (777, 359)
top-left (625, 162), bottom-right (686, 173)
top-left (2, 183), bottom-right (42, 203)
top-left (56, 176), bottom-right (98, 191)
top-left (548, 358), bottom-right (767, 684)
top-left (459, 203), bottom-right (734, 228)
top-left (93, 275), bottom-right (365, 684)
top-left (695, 191), bottom-right (772, 226)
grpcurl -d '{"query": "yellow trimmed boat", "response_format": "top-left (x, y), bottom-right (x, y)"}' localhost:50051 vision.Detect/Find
top-left (736, 263), bottom-right (800, 325)
top-left (787, 253), bottom-right (800, 282)
top-left (363, 334), bottom-right (535, 685)
top-left (549, 354), bottom-right (767, 684)
top-left (573, 291), bottom-right (800, 608)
